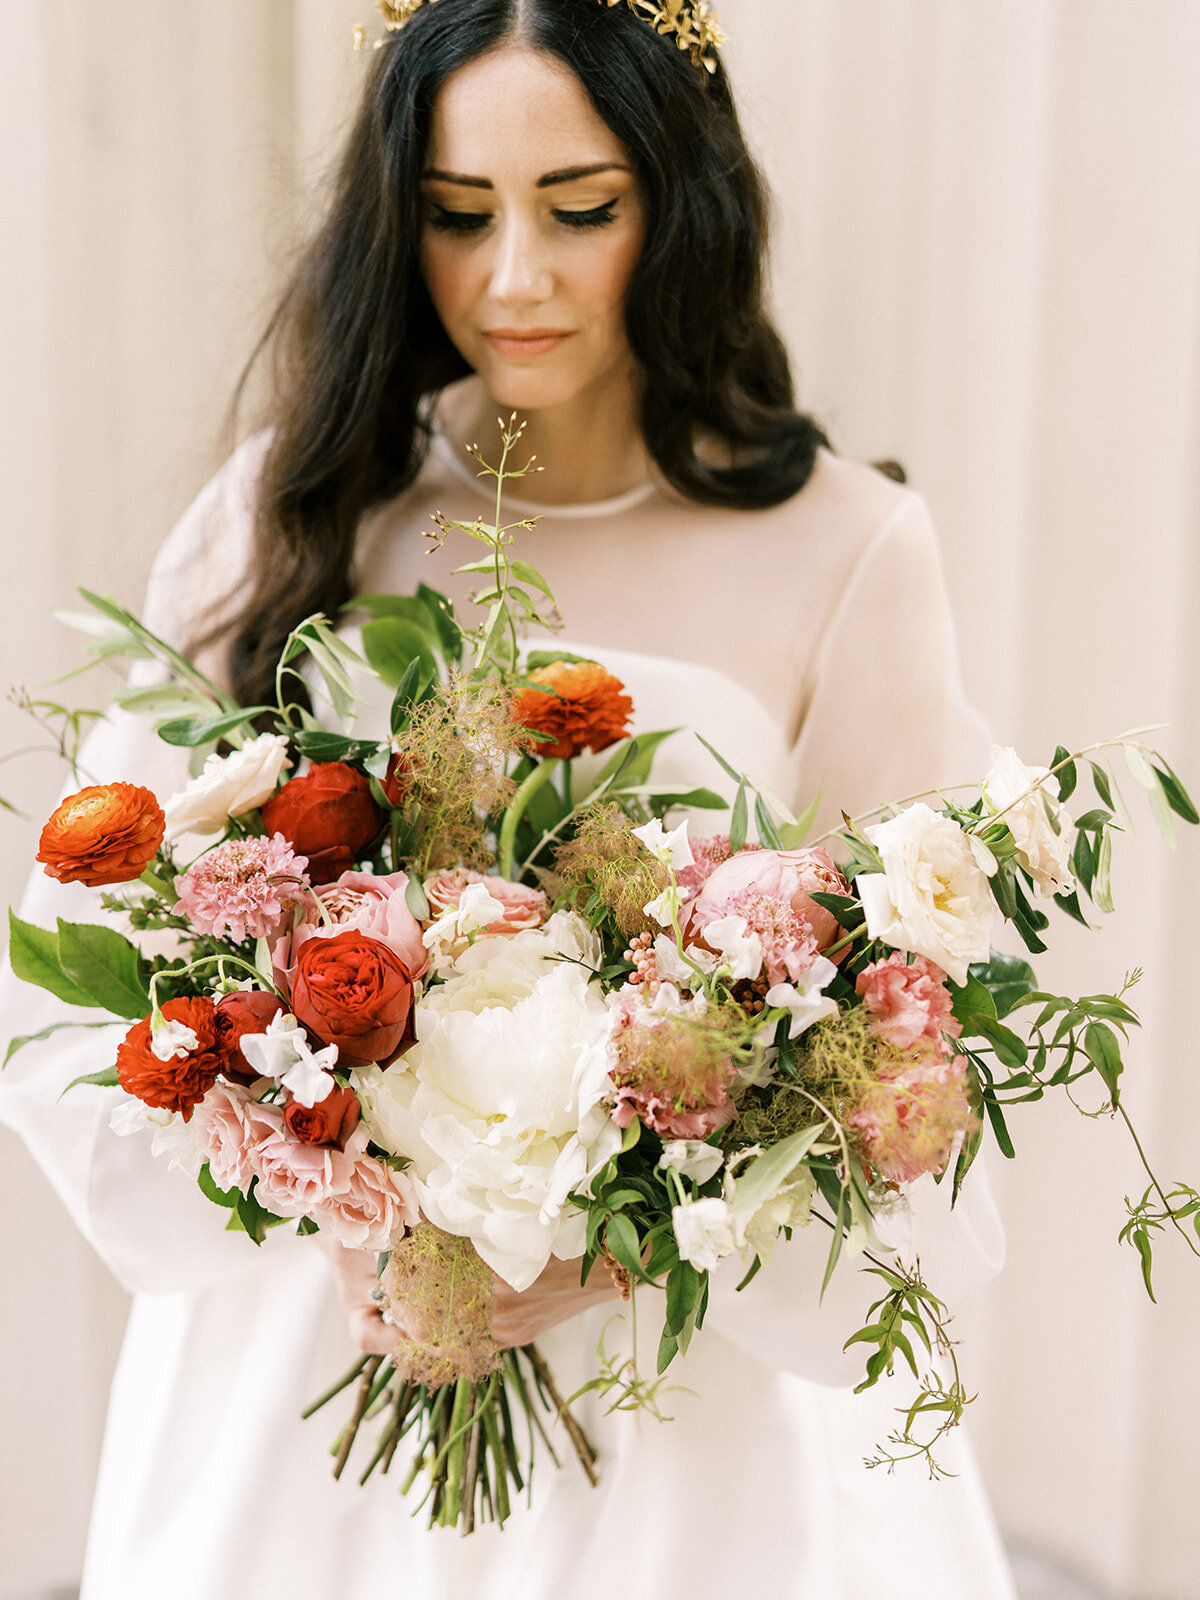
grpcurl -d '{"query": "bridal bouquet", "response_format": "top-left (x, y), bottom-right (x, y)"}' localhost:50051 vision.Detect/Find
top-left (9, 420), bottom-right (1199, 1527)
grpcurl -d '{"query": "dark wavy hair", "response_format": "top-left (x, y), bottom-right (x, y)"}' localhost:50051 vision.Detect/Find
top-left (225, 0), bottom-right (828, 706)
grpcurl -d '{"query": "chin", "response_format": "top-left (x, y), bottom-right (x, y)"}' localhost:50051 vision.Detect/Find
top-left (472, 358), bottom-right (592, 415)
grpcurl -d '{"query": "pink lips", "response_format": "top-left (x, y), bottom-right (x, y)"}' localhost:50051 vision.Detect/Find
top-left (482, 328), bottom-right (577, 359)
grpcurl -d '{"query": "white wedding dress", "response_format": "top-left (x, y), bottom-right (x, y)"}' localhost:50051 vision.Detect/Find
top-left (0, 404), bottom-right (1017, 1600)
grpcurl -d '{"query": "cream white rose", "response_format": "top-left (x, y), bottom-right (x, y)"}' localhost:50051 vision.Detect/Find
top-left (357, 912), bottom-right (620, 1291)
top-left (857, 803), bottom-right (994, 985)
top-left (982, 745), bottom-right (1074, 898)
top-left (163, 732), bottom-right (292, 842)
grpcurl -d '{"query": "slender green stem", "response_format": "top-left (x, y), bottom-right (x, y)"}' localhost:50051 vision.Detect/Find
top-left (498, 758), bottom-right (561, 880)
top-left (1117, 1102), bottom-right (1200, 1258)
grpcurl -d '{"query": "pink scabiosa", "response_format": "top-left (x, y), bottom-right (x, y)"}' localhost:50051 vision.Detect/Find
top-left (174, 833), bottom-right (309, 943)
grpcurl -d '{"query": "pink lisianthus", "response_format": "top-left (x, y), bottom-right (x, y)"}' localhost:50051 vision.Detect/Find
top-left (307, 1153), bottom-right (419, 1251)
top-left (173, 834), bottom-right (309, 943)
top-left (687, 847), bottom-right (851, 966)
top-left (274, 868), bottom-right (428, 980)
top-left (846, 1049), bottom-right (971, 1184)
top-left (425, 868), bottom-right (548, 934)
top-left (190, 1083), bottom-right (284, 1194)
top-left (856, 952), bottom-right (963, 1051)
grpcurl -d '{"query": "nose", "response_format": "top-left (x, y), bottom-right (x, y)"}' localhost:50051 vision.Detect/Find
top-left (487, 213), bottom-right (554, 308)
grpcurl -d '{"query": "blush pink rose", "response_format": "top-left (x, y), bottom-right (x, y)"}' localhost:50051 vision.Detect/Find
top-left (191, 1083), bottom-right (284, 1194)
top-left (307, 1154), bottom-right (419, 1251)
top-left (250, 1125), bottom-right (364, 1218)
top-left (856, 952), bottom-right (962, 1051)
top-left (274, 868), bottom-right (428, 981)
top-left (425, 868), bottom-right (548, 934)
top-left (688, 847), bottom-right (851, 954)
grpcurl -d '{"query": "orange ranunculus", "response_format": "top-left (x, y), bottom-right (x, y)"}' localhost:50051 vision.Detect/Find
top-left (37, 782), bottom-right (166, 888)
top-left (511, 661), bottom-right (634, 762)
top-left (116, 996), bottom-right (227, 1119)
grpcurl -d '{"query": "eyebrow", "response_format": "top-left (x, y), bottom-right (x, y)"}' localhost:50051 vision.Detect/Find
top-left (422, 162), bottom-right (631, 190)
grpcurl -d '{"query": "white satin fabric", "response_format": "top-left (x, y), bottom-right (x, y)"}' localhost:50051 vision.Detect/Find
top-left (0, 413), bottom-right (1016, 1599)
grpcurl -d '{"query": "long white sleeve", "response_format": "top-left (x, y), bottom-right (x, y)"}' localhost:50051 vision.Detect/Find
top-left (0, 436), bottom-right (305, 1295)
top-left (703, 489), bottom-right (1004, 1384)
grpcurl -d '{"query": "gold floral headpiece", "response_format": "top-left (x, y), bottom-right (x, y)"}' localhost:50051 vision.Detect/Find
top-left (361, 0), bottom-right (726, 76)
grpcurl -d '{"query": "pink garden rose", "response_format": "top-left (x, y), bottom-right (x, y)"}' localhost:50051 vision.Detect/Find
top-left (855, 952), bottom-right (962, 1051)
top-left (689, 847), bottom-right (851, 952)
top-left (274, 868), bottom-right (428, 980)
top-left (307, 1153), bottom-right (419, 1252)
top-left (190, 1083), bottom-right (283, 1194)
top-left (425, 868), bottom-right (548, 934)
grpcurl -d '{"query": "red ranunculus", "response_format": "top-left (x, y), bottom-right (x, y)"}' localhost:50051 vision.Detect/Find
top-left (214, 990), bottom-right (287, 1084)
top-left (287, 930), bottom-right (415, 1064)
top-left (261, 763), bottom-right (384, 880)
top-left (381, 749), bottom-right (416, 808)
top-left (116, 996), bottom-right (227, 1119)
top-left (283, 1084), bottom-right (362, 1148)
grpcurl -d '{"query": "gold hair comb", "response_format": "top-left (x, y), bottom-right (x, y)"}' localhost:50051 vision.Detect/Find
top-left (359, 0), bottom-right (726, 75)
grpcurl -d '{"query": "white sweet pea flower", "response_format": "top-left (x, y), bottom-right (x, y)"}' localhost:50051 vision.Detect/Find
top-left (736, 1171), bottom-right (816, 1265)
top-left (422, 882), bottom-right (509, 970)
top-left (659, 1139), bottom-right (725, 1186)
top-left (653, 932), bottom-right (715, 987)
top-left (150, 1015), bottom-right (201, 1062)
top-left (644, 882), bottom-right (686, 928)
top-left (967, 835), bottom-right (999, 877)
top-left (632, 817), bottom-right (695, 870)
top-left (238, 1010), bottom-right (339, 1104)
top-left (857, 803), bottom-right (995, 985)
top-left (703, 914), bottom-right (764, 981)
top-left (982, 745), bottom-right (1074, 897)
top-left (764, 954), bottom-right (840, 1039)
top-left (671, 1196), bottom-right (744, 1272)
top-left (109, 1099), bottom-right (202, 1177)
top-left (110, 1099), bottom-right (174, 1137)
top-left (163, 732), bottom-right (292, 843)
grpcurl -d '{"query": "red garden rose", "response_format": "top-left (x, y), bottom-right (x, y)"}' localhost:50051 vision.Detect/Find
top-left (287, 930), bottom-right (415, 1064)
top-left (283, 1084), bottom-right (362, 1148)
top-left (381, 749), bottom-right (417, 808)
top-left (214, 990), bottom-right (287, 1084)
top-left (116, 996), bottom-right (227, 1119)
top-left (37, 782), bottom-right (165, 887)
top-left (261, 763), bottom-right (384, 880)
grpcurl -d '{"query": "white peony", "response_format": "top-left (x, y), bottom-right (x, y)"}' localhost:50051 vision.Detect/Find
top-left (357, 912), bottom-right (620, 1291)
top-left (982, 745), bottom-right (1074, 898)
top-left (857, 802), bottom-right (995, 985)
top-left (671, 1196), bottom-right (743, 1272)
top-left (163, 732), bottom-right (291, 842)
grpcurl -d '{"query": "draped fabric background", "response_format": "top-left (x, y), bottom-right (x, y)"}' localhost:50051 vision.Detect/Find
top-left (2, 2), bottom-right (1197, 1596)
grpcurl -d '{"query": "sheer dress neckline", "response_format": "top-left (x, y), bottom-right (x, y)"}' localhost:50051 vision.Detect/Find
top-left (429, 427), bottom-right (659, 521)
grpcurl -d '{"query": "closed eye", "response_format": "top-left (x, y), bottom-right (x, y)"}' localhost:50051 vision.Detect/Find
top-left (554, 200), bottom-right (618, 230)
top-left (426, 205), bottom-right (491, 235)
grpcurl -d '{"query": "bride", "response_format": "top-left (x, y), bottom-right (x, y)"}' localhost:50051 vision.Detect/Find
top-left (1, 3), bottom-right (1015, 1596)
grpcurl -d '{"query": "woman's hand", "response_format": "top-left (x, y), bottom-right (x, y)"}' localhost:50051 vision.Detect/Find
top-left (489, 1254), bottom-right (619, 1348)
top-left (319, 1237), bottom-right (620, 1356)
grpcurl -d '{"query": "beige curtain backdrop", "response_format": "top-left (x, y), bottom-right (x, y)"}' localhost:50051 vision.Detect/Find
top-left (1, 2), bottom-right (1197, 1596)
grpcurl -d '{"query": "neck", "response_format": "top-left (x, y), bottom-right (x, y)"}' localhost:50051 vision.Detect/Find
top-left (448, 371), bottom-right (651, 507)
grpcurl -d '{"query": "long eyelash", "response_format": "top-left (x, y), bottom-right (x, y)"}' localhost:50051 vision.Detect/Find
top-left (427, 206), bottom-right (491, 235)
top-left (555, 201), bottom-right (618, 230)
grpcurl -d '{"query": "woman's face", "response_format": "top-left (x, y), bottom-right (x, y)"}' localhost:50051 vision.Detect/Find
top-left (419, 47), bottom-right (646, 414)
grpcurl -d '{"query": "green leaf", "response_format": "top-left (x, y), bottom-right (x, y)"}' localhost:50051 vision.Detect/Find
top-left (665, 1261), bottom-right (700, 1336)
top-left (360, 617), bottom-right (439, 691)
top-left (1124, 744), bottom-right (1158, 790)
top-left (57, 920), bottom-right (151, 1019)
top-left (968, 952), bottom-right (1038, 1019)
top-left (62, 1064), bottom-right (121, 1092)
top-left (1153, 764), bottom-right (1200, 825)
top-left (731, 1125), bottom-right (825, 1215)
top-left (509, 559), bottom-right (555, 597)
top-left (983, 1093), bottom-right (1016, 1158)
top-left (694, 732), bottom-right (742, 785)
top-left (777, 783), bottom-right (823, 850)
top-left (523, 649), bottom-right (597, 671)
top-left (388, 657), bottom-right (429, 737)
top-left (197, 1162), bottom-right (240, 1209)
top-left (417, 584), bottom-right (462, 660)
top-left (290, 730), bottom-right (381, 763)
top-left (112, 683), bottom-right (218, 719)
top-left (604, 1213), bottom-right (644, 1279)
top-left (156, 706), bottom-right (274, 747)
top-left (950, 969), bottom-right (997, 1028)
top-left (1052, 747), bottom-right (1077, 803)
top-left (1090, 762), bottom-right (1115, 810)
top-left (729, 781), bottom-right (748, 854)
top-left (754, 793), bottom-right (784, 850)
top-left (808, 891), bottom-right (859, 919)
top-left (656, 1328), bottom-right (679, 1375)
top-left (969, 1015), bottom-right (1028, 1070)
top-left (404, 875), bottom-right (430, 923)
top-left (7, 911), bottom-right (95, 1008)
top-left (589, 729), bottom-right (680, 795)
top-left (4, 1017), bottom-right (115, 1067)
top-left (1084, 1021), bottom-right (1123, 1103)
